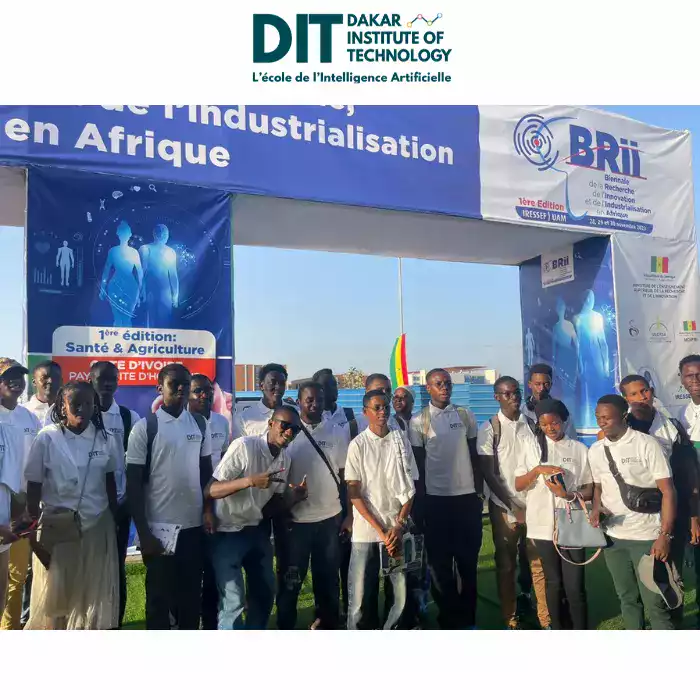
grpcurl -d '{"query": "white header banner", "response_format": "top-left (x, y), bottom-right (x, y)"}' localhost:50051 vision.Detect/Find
top-left (480, 106), bottom-right (695, 242)
top-left (613, 234), bottom-right (700, 414)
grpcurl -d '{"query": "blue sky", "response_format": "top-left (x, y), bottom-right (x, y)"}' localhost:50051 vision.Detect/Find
top-left (2, 106), bottom-right (697, 381)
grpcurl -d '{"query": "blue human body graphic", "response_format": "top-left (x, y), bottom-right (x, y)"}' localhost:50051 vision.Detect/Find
top-left (99, 220), bottom-right (144, 326)
top-left (139, 224), bottom-right (180, 328)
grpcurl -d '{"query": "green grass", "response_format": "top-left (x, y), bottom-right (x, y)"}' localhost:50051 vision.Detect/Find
top-left (122, 522), bottom-right (698, 630)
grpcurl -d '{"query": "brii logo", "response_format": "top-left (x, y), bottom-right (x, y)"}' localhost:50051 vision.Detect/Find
top-left (513, 113), bottom-right (643, 221)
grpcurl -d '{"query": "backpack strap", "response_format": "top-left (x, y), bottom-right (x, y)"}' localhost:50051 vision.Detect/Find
top-left (343, 407), bottom-right (355, 422)
top-left (420, 406), bottom-right (431, 447)
top-left (669, 417), bottom-right (692, 446)
top-left (490, 415), bottom-right (501, 475)
top-left (603, 445), bottom-right (626, 487)
top-left (348, 418), bottom-right (358, 440)
top-left (144, 413), bottom-right (159, 483)
top-left (191, 412), bottom-right (207, 446)
top-left (118, 404), bottom-right (132, 452)
top-left (538, 430), bottom-right (548, 464)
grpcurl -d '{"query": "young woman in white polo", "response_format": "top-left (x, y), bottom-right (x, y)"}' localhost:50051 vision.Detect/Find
top-left (514, 399), bottom-right (593, 630)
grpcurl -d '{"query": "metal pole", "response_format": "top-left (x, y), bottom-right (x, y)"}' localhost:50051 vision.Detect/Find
top-left (398, 257), bottom-right (404, 335)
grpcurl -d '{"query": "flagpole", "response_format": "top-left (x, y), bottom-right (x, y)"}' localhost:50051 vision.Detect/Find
top-left (398, 257), bottom-right (404, 335)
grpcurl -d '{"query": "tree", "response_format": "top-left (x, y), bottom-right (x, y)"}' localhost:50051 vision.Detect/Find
top-left (339, 367), bottom-right (365, 389)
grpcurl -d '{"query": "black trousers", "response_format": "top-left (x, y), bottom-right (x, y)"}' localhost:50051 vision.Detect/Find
top-left (143, 526), bottom-right (204, 630)
top-left (277, 516), bottom-right (341, 630)
top-left (115, 500), bottom-right (131, 628)
top-left (201, 550), bottom-right (219, 631)
top-left (424, 493), bottom-right (483, 630)
top-left (534, 539), bottom-right (588, 630)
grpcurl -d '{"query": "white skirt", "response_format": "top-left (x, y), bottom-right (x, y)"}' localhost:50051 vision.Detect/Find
top-left (26, 509), bottom-right (118, 630)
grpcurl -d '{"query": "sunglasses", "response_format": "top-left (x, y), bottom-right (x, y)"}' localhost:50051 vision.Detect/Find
top-left (274, 419), bottom-right (301, 436)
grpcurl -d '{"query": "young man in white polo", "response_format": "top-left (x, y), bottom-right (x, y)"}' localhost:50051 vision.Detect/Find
top-left (410, 367), bottom-right (514, 630)
top-left (25, 361), bottom-right (63, 428)
top-left (589, 394), bottom-right (676, 630)
top-left (188, 373), bottom-right (231, 630)
top-left (346, 389), bottom-right (418, 630)
top-left (477, 375), bottom-right (550, 630)
top-left (205, 405), bottom-right (307, 630)
top-left (90, 360), bottom-right (140, 629)
top-left (277, 381), bottom-right (349, 630)
top-left (522, 363), bottom-right (577, 438)
top-left (126, 363), bottom-right (214, 631)
top-left (232, 363), bottom-right (287, 439)
top-left (0, 359), bottom-right (40, 631)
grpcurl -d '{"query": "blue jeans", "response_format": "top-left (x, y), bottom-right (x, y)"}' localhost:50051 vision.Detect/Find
top-left (276, 516), bottom-right (341, 629)
top-left (348, 542), bottom-right (406, 630)
top-left (211, 524), bottom-right (275, 630)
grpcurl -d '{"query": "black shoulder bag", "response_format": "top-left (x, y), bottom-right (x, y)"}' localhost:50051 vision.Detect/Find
top-left (603, 445), bottom-right (662, 514)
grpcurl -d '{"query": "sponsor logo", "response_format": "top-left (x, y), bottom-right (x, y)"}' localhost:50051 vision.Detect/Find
top-left (187, 434), bottom-right (202, 442)
top-left (512, 113), bottom-right (647, 226)
top-left (628, 320), bottom-right (640, 338)
top-left (674, 384), bottom-right (691, 402)
top-left (648, 318), bottom-right (670, 342)
top-left (681, 320), bottom-right (698, 342)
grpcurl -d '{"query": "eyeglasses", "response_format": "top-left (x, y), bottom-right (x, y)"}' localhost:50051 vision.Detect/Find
top-left (273, 419), bottom-right (301, 436)
top-left (366, 405), bottom-right (390, 414)
top-left (495, 391), bottom-right (521, 399)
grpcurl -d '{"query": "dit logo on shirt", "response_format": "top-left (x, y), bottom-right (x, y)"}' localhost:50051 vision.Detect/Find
top-left (89, 450), bottom-right (106, 458)
top-left (211, 432), bottom-right (225, 441)
top-left (187, 434), bottom-right (202, 442)
top-left (449, 423), bottom-right (463, 430)
top-left (621, 457), bottom-right (642, 466)
top-left (24, 428), bottom-right (37, 436)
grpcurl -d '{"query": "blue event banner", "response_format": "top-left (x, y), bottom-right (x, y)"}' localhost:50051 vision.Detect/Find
top-left (26, 167), bottom-right (233, 418)
top-left (519, 237), bottom-right (618, 431)
top-left (0, 105), bottom-right (481, 219)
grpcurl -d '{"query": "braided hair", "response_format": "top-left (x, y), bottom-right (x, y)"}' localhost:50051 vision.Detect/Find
top-left (50, 381), bottom-right (108, 439)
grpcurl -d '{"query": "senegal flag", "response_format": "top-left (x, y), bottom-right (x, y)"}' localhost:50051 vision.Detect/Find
top-left (390, 334), bottom-right (408, 388)
top-left (651, 256), bottom-right (669, 274)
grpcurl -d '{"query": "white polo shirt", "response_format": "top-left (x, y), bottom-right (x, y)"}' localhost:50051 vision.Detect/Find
top-left (286, 418), bottom-right (348, 523)
top-left (232, 400), bottom-right (276, 439)
top-left (477, 411), bottom-right (530, 511)
top-left (212, 435), bottom-right (290, 532)
top-left (521, 401), bottom-right (577, 439)
top-left (126, 408), bottom-right (213, 530)
top-left (101, 400), bottom-right (140, 503)
top-left (588, 428), bottom-right (671, 541)
top-left (678, 400), bottom-right (700, 442)
top-left (323, 405), bottom-right (355, 429)
top-left (641, 410), bottom-right (678, 461)
top-left (345, 427), bottom-right (418, 543)
top-left (514, 434), bottom-right (592, 541)
top-left (25, 395), bottom-right (54, 428)
top-left (0, 404), bottom-right (40, 490)
top-left (206, 411), bottom-right (230, 470)
top-left (409, 403), bottom-right (478, 497)
top-left (0, 430), bottom-right (9, 553)
top-left (25, 423), bottom-right (120, 531)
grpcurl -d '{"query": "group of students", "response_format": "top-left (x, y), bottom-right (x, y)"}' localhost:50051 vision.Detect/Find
top-left (0, 355), bottom-right (699, 631)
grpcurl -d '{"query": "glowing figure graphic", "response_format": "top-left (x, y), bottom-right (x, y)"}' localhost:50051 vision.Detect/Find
top-left (525, 327), bottom-right (535, 367)
top-left (574, 290), bottom-right (610, 424)
top-left (139, 224), bottom-right (179, 328)
top-left (56, 241), bottom-right (74, 287)
top-left (552, 297), bottom-right (579, 410)
top-left (99, 220), bottom-right (144, 327)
